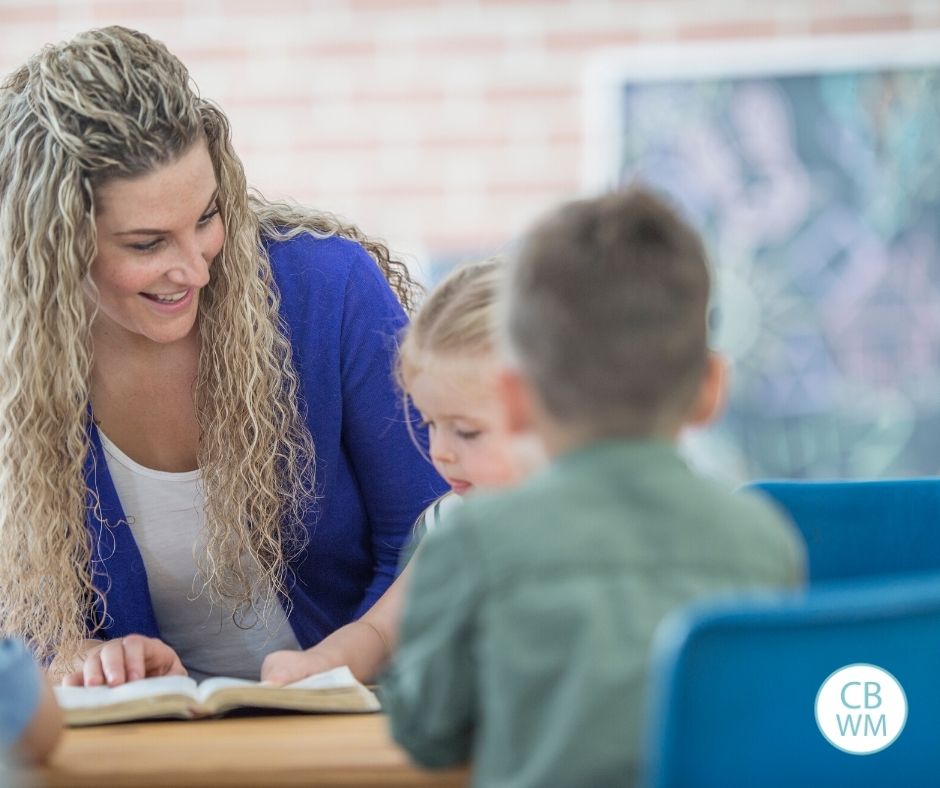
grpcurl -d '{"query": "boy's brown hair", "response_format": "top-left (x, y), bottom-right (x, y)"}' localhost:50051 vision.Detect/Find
top-left (503, 187), bottom-right (711, 437)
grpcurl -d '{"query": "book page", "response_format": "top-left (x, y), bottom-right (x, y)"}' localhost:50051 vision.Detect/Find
top-left (54, 666), bottom-right (380, 724)
top-left (54, 675), bottom-right (199, 710)
top-left (199, 666), bottom-right (380, 714)
top-left (195, 665), bottom-right (362, 702)
top-left (195, 676), bottom-right (256, 704)
top-left (284, 665), bottom-right (361, 690)
top-left (54, 675), bottom-right (202, 726)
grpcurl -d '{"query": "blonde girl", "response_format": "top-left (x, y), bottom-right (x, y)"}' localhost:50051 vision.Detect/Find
top-left (264, 258), bottom-right (544, 683)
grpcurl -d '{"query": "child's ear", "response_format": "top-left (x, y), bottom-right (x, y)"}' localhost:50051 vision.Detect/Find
top-left (498, 367), bottom-right (535, 435)
top-left (687, 352), bottom-right (727, 427)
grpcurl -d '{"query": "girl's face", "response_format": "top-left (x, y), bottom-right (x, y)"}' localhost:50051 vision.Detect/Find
top-left (88, 138), bottom-right (224, 348)
top-left (406, 352), bottom-right (540, 496)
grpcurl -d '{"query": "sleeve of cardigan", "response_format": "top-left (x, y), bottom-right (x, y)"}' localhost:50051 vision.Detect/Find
top-left (336, 245), bottom-right (447, 617)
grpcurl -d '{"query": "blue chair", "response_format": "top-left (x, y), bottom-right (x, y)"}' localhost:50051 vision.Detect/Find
top-left (641, 574), bottom-right (940, 788)
top-left (742, 479), bottom-right (940, 582)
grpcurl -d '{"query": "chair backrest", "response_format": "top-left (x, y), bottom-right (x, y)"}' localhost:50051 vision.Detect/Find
top-left (641, 575), bottom-right (940, 788)
top-left (742, 478), bottom-right (940, 582)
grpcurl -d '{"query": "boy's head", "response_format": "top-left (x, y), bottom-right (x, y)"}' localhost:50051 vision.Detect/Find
top-left (399, 258), bottom-right (545, 495)
top-left (500, 187), bottom-right (722, 446)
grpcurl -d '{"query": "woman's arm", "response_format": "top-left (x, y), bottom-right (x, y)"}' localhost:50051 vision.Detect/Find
top-left (262, 566), bottom-right (412, 685)
top-left (333, 244), bottom-right (446, 615)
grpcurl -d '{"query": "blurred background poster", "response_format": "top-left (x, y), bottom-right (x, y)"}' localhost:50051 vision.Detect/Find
top-left (583, 33), bottom-right (940, 482)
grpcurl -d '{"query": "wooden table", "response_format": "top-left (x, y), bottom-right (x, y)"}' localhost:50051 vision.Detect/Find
top-left (22, 713), bottom-right (467, 787)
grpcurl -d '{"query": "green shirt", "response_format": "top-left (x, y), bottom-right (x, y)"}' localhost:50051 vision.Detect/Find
top-left (381, 440), bottom-right (805, 787)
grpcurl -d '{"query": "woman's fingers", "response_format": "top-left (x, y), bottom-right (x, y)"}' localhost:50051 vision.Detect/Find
top-left (96, 639), bottom-right (129, 686)
top-left (80, 646), bottom-right (108, 687)
top-left (140, 637), bottom-right (186, 678)
top-left (60, 670), bottom-right (85, 687)
top-left (65, 635), bottom-right (185, 687)
top-left (120, 635), bottom-right (147, 683)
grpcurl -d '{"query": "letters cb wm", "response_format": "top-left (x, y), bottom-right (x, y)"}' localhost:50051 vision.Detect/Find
top-left (815, 663), bottom-right (907, 755)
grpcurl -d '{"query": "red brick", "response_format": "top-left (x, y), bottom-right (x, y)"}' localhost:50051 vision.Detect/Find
top-left (361, 183), bottom-right (447, 198)
top-left (0, 4), bottom-right (57, 24)
top-left (410, 36), bottom-right (505, 55)
top-left (811, 14), bottom-right (913, 35)
top-left (221, 94), bottom-right (316, 110)
top-left (172, 46), bottom-right (251, 63)
top-left (485, 85), bottom-right (578, 102)
top-left (488, 178), bottom-right (579, 195)
top-left (214, 0), bottom-right (323, 12)
top-left (347, 0), bottom-right (439, 10)
top-left (352, 87), bottom-right (447, 103)
top-left (422, 233), bottom-right (512, 255)
top-left (546, 130), bottom-right (582, 146)
top-left (678, 19), bottom-right (780, 41)
top-left (479, 0), bottom-right (568, 5)
top-left (303, 40), bottom-right (377, 58)
top-left (545, 30), bottom-right (642, 50)
top-left (92, 0), bottom-right (186, 19)
top-left (293, 137), bottom-right (386, 152)
top-left (422, 133), bottom-right (511, 148)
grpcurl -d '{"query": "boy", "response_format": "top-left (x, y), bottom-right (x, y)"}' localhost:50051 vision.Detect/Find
top-left (380, 188), bottom-right (805, 786)
top-left (1, 639), bottom-right (63, 765)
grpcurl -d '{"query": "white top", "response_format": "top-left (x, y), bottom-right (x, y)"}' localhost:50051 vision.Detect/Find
top-left (99, 431), bottom-right (300, 681)
top-left (418, 492), bottom-right (463, 534)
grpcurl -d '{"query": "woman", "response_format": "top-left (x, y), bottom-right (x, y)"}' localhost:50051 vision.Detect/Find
top-left (0, 26), bottom-right (444, 685)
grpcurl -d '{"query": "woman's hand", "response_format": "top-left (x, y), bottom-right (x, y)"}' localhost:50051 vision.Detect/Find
top-left (61, 635), bottom-right (187, 687)
top-left (260, 648), bottom-right (341, 687)
top-left (262, 572), bottom-right (408, 686)
top-left (261, 616), bottom-right (393, 686)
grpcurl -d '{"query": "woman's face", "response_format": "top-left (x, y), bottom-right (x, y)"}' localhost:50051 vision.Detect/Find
top-left (88, 138), bottom-right (224, 348)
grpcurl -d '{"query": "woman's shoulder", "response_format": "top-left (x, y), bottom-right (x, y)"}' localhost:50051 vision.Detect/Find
top-left (264, 230), bottom-right (389, 298)
top-left (265, 231), bottom-right (371, 274)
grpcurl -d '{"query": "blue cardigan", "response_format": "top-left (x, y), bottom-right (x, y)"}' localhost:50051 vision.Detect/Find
top-left (82, 233), bottom-right (446, 649)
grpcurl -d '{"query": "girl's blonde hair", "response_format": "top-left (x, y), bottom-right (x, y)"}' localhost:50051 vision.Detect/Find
top-left (396, 257), bottom-right (504, 390)
top-left (0, 26), bottom-right (417, 667)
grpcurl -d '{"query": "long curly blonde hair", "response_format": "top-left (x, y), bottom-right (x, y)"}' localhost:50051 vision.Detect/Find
top-left (0, 26), bottom-right (417, 667)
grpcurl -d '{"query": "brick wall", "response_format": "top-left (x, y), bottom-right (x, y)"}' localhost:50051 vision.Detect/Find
top-left (1, 0), bottom-right (936, 277)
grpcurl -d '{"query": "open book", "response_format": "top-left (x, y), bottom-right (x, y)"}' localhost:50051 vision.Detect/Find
top-left (53, 665), bottom-right (380, 727)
